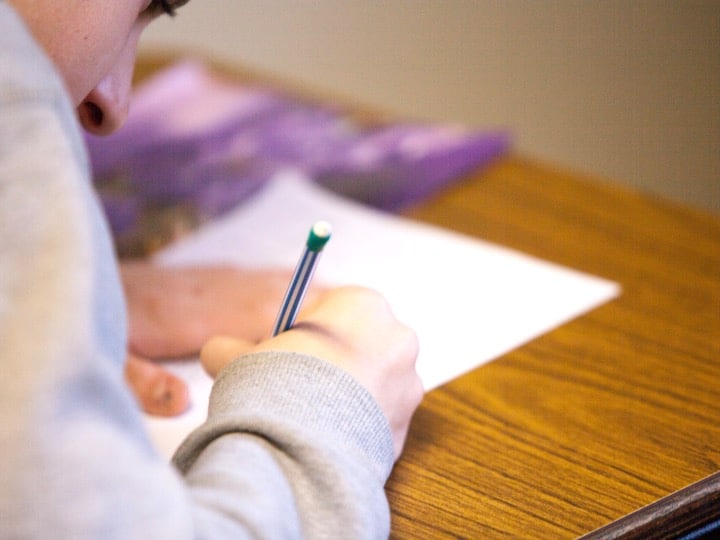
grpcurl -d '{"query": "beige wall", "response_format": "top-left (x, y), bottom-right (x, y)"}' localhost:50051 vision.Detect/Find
top-left (141, 1), bottom-right (720, 213)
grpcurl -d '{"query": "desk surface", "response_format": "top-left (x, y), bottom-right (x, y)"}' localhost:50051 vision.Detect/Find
top-left (396, 157), bottom-right (720, 538)
top-left (135, 56), bottom-right (720, 538)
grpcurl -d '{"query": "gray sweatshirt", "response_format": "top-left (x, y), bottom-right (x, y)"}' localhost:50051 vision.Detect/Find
top-left (0, 3), bottom-right (394, 538)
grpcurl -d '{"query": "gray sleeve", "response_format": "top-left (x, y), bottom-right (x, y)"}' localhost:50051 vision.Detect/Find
top-left (173, 352), bottom-right (395, 539)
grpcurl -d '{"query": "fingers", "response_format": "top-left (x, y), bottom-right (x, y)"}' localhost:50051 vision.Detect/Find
top-left (124, 353), bottom-right (191, 417)
top-left (277, 286), bottom-right (424, 460)
top-left (125, 281), bottom-right (423, 462)
top-left (200, 335), bottom-right (257, 378)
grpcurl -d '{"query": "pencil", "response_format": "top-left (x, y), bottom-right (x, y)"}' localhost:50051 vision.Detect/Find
top-left (271, 220), bottom-right (332, 336)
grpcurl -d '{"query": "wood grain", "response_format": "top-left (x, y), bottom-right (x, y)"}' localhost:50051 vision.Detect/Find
top-left (389, 158), bottom-right (720, 537)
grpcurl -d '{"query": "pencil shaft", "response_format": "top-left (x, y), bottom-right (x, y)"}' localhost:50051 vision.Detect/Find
top-left (271, 248), bottom-right (321, 336)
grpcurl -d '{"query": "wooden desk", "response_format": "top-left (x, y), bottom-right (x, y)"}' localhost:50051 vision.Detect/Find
top-left (135, 56), bottom-right (720, 538)
top-left (393, 158), bottom-right (720, 538)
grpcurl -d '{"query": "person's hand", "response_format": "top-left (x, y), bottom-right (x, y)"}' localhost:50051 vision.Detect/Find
top-left (120, 261), bottom-right (314, 417)
top-left (124, 352), bottom-right (191, 417)
top-left (121, 261), bottom-right (297, 358)
top-left (201, 286), bottom-right (424, 460)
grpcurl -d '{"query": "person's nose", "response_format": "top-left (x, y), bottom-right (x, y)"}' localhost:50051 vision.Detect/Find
top-left (78, 74), bottom-right (130, 136)
top-left (77, 37), bottom-right (139, 136)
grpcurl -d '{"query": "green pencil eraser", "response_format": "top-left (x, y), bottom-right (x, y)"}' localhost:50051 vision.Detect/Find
top-left (307, 220), bottom-right (332, 251)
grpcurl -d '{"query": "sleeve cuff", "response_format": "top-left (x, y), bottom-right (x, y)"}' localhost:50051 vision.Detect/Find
top-left (172, 351), bottom-right (395, 482)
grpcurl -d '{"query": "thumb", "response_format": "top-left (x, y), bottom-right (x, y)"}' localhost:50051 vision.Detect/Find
top-left (200, 335), bottom-right (257, 378)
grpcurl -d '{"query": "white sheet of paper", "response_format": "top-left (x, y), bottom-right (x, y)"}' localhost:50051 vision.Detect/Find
top-left (144, 173), bottom-right (620, 459)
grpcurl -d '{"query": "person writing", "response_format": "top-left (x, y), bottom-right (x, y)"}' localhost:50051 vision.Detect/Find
top-left (0, 0), bottom-right (423, 537)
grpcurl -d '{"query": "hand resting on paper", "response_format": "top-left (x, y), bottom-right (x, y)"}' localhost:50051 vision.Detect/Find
top-left (120, 261), bottom-right (319, 416)
top-left (200, 285), bottom-right (424, 460)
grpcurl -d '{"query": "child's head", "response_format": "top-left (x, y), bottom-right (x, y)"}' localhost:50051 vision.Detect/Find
top-left (8, 0), bottom-right (189, 135)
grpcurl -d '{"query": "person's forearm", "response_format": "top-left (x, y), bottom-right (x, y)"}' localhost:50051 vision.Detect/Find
top-left (174, 352), bottom-right (395, 538)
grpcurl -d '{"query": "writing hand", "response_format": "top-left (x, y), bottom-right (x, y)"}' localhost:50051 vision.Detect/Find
top-left (201, 286), bottom-right (424, 459)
